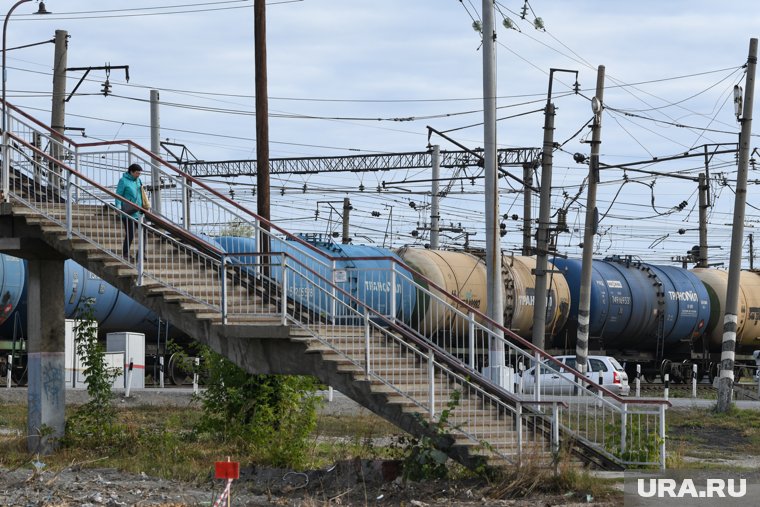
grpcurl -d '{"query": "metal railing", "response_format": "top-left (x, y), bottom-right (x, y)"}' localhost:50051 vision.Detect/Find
top-left (2, 103), bottom-right (670, 468)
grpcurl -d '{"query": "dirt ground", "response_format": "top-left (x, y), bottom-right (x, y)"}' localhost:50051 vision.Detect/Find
top-left (0, 461), bottom-right (616, 507)
top-left (6, 390), bottom-right (758, 506)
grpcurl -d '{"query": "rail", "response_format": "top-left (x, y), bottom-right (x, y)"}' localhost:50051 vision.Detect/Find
top-left (2, 103), bottom-right (669, 468)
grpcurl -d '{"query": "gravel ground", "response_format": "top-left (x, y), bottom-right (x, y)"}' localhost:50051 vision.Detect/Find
top-left (0, 463), bottom-right (616, 507)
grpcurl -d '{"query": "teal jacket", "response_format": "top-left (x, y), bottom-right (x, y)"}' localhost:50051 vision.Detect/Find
top-left (115, 171), bottom-right (144, 218)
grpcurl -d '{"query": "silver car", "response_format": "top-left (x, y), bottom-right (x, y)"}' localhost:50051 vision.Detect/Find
top-left (520, 355), bottom-right (630, 396)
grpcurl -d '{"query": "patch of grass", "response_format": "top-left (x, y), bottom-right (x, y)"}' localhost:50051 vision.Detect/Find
top-left (0, 402), bottom-right (408, 482)
top-left (315, 413), bottom-right (398, 438)
top-left (667, 406), bottom-right (760, 465)
top-left (488, 460), bottom-right (621, 502)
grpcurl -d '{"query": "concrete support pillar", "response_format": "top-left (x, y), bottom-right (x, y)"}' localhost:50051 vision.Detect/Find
top-left (26, 258), bottom-right (66, 454)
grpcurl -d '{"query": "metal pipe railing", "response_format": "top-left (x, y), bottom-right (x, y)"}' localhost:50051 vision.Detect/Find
top-left (2, 103), bottom-right (670, 468)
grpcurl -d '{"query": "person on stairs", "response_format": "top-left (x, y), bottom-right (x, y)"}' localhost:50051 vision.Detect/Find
top-left (115, 163), bottom-right (147, 263)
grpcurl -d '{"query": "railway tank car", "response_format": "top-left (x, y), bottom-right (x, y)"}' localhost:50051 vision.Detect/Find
top-left (0, 255), bottom-right (27, 343)
top-left (550, 255), bottom-right (711, 380)
top-left (501, 254), bottom-right (571, 339)
top-left (0, 256), bottom-right (161, 341)
top-left (395, 247), bottom-right (488, 338)
top-left (691, 268), bottom-right (760, 353)
top-left (216, 235), bottom-right (416, 321)
top-left (395, 248), bottom-right (571, 341)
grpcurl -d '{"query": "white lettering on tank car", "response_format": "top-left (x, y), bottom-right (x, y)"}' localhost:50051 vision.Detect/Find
top-left (667, 290), bottom-right (698, 302)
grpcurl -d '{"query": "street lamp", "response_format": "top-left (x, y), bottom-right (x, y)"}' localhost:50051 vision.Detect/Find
top-left (2, 0), bottom-right (50, 200)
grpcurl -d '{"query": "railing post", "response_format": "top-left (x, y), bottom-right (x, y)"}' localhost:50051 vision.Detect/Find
top-left (518, 361), bottom-right (525, 394)
top-left (136, 215), bottom-right (144, 286)
top-left (281, 258), bottom-right (288, 326)
top-left (220, 255), bottom-right (228, 325)
top-left (65, 170), bottom-right (73, 239)
top-left (428, 348), bottom-right (436, 420)
top-left (73, 146), bottom-right (79, 201)
top-left (2, 130), bottom-right (9, 202)
top-left (6, 354), bottom-right (11, 389)
top-left (468, 311), bottom-right (476, 370)
top-left (182, 175), bottom-right (190, 230)
top-left (552, 402), bottom-right (560, 456)
top-left (659, 404), bottom-right (667, 471)
top-left (253, 221), bottom-right (261, 279)
top-left (331, 260), bottom-right (337, 322)
top-left (692, 363), bottom-right (698, 398)
top-left (620, 402), bottom-right (628, 456)
top-left (516, 402), bottom-right (523, 465)
top-left (389, 266), bottom-right (397, 322)
top-left (598, 371), bottom-right (604, 401)
top-left (364, 308), bottom-right (371, 375)
top-left (534, 351), bottom-right (541, 403)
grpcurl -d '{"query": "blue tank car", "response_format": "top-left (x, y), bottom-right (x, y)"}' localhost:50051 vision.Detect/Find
top-left (552, 256), bottom-right (710, 349)
top-left (215, 235), bottom-right (416, 322)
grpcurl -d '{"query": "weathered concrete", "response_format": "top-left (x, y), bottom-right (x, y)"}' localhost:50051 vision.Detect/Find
top-left (26, 258), bottom-right (66, 454)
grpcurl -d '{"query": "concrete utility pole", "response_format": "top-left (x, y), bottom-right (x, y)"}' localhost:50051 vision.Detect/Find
top-left (341, 198), bottom-right (351, 244)
top-left (576, 65), bottom-right (605, 375)
top-left (254, 0), bottom-right (271, 254)
top-left (149, 89), bottom-right (161, 214)
top-left (531, 102), bottom-right (555, 350)
top-left (430, 144), bottom-right (441, 250)
top-left (481, 0), bottom-right (506, 385)
top-left (697, 172), bottom-right (708, 268)
top-left (522, 162), bottom-right (532, 255)
top-left (49, 29), bottom-right (67, 190)
top-left (717, 38), bottom-right (757, 412)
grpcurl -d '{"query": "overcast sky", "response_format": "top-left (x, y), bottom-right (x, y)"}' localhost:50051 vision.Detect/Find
top-left (7, 0), bottom-right (760, 265)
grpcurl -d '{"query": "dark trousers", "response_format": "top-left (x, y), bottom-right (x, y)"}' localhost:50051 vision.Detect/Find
top-left (122, 216), bottom-right (136, 259)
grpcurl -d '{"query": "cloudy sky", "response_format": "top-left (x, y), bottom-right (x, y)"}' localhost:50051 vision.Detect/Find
top-left (7, 0), bottom-right (760, 265)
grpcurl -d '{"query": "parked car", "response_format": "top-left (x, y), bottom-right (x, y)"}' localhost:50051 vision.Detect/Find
top-left (519, 355), bottom-right (630, 396)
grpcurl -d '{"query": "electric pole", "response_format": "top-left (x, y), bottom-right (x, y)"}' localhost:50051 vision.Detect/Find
top-left (254, 0), bottom-right (271, 255)
top-left (342, 198), bottom-right (351, 244)
top-left (49, 29), bottom-right (67, 190)
top-left (697, 172), bottom-right (708, 268)
top-left (576, 65), bottom-right (605, 375)
top-left (717, 38), bottom-right (757, 412)
top-left (481, 0), bottom-right (506, 385)
top-left (430, 144), bottom-right (441, 249)
top-left (532, 102), bottom-right (555, 350)
top-left (522, 162), bottom-right (532, 255)
top-left (150, 89), bottom-right (161, 214)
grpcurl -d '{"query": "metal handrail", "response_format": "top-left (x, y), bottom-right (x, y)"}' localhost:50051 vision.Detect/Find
top-left (3, 102), bottom-right (668, 468)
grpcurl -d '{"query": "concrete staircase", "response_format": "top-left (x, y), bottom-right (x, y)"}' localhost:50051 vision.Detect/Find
top-left (2, 200), bottom-right (620, 471)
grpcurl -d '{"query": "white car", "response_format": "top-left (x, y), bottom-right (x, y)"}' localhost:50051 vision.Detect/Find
top-left (520, 355), bottom-right (630, 396)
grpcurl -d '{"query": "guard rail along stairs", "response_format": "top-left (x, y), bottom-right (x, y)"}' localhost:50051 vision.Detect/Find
top-left (1, 103), bottom-right (670, 471)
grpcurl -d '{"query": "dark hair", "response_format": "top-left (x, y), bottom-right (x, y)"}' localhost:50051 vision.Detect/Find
top-left (128, 163), bottom-right (143, 174)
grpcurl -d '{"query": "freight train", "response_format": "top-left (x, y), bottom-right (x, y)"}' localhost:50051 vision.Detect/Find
top-left (0, 235), bottom-right (757, 385)
top-left (216, 235), bottom-right (759, 384)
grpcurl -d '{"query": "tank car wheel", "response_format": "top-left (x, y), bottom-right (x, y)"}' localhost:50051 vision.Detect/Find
top-left (643, 372), bottom-right (657, 383)
top-left (167, 352), bottom-right (192, 386)
top-left (708, 362), bottom-right (718, 384)
top-left (0, 361), bottom-right (6, 378)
